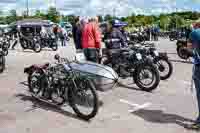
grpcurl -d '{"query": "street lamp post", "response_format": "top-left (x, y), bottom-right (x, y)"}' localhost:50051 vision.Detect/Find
top-left (26, 0), bottom-right (29, 16)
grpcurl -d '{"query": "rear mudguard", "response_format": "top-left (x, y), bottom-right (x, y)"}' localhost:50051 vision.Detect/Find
top-left (24, 65), bottom-right (45, 75)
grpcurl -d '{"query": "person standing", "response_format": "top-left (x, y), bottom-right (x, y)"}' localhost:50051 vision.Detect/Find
top-left (57, 27), bottom-right (65, 47)
top-left (82, 17), bottom-right (101, 63)
top-left (75, 18), bottom-right (87, 50)
top-left (186, 23), bottom-right (200, 130)
top-left (72, 16), bottom-right (82, 49)
top-left (11, 26), bottom-right (20, 50)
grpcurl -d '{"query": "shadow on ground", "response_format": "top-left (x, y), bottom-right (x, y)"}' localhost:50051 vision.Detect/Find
top-left (169, 59), bottom-right (192, 64)
top-left (15, 93), bottom-right (91, 122)
top-left (132, 109), bottom-right (194, 128)
top-left (117, 82), bottom-right (141, 91)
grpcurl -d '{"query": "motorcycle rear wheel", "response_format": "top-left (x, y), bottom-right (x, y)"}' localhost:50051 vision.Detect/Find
top-left (34, 43), bottom-right (42, 53)
top-left (154, 57), bottom-right (173, 80)
top-left (0, 56), bottom-right (5, 73)
top-left (177, 46), bottom-right (190, 60)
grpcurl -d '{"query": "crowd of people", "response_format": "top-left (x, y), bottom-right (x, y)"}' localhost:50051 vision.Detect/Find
top-left (72, 16), bottom-right (102, 63)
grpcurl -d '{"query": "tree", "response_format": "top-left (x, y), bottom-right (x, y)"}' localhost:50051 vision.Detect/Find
top-left (47, 7), bottom-right (60, 23)
top-left (35, 10), bottom-right (47, 19)
top-left (191, 11), bottom-right (199, 20)
top-left (169, 15), bottom-right (185, 29)
top-left (5, 10), bottom-right (17, 24)
top-left (98, 15), bottom-right (103, 22)
top-left (104, 14), bottom-right (113, 21)
top-left (159, 15), bottom-right (170, 30)
top-left (0, 10), bottom-right (3, 16)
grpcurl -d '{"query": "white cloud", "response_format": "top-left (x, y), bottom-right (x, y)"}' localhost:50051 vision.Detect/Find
top-left (0, 0), bottom-right (199, 16)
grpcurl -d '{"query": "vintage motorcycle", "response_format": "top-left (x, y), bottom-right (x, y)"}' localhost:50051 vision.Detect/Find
top-left (131, 43), bottom-right (173, 80)
top-left (24, 55), bottom-right (99, 120)
top-left (40, 34), bottom-right (58, 51)
top-left (176, 39), bottom-right (190, 60)
top-left (101, 46), bottom-right (160, 92)
top-left (0, 50), bottom-right (5, 73)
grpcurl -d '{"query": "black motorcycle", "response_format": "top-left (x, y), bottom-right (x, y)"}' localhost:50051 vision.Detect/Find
top-left (24, 55), bottom-right (99, 120)
top-left (176, 39), bottom-right (190, 60)
top-left (40, 34), bottom-right (58, 51)
top-left (0, 34), bottom-right (11, 56)
top-left (19, 35), bottom-right (42, 53)
top-left (101, 48), bottom-right (160, 92)
top-left (0, 50), bottom-right (5, 73)
top-left (128, 32), bottom-right (147, 44)
top-left (131, 43), bottom-right (173, 80)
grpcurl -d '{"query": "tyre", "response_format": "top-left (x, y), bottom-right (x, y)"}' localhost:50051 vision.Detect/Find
top-left (3, 50), bottom-right (8, 56)
top-left (177, 46), bottom-right (190, 60)
top-left (0, 56), bottom-right (5, 73)
top-left (68, 77), bottom-right (99, 120)
top-left (134, 62), bottom-right (160, 92)
top-left (28, 71), bottom-right (43, 95)
top-left (154, 57), bottom-right (173, 80)
top-left (51, 43), bottom-right (58, 51)
top-left (33, 43), bottom-right (42, 53)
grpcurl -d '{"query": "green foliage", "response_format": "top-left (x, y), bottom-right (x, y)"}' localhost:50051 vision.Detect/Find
top-left (47, 7), bottom-right (60, 23)
top-left (98, 15), bottom-right (103, 22)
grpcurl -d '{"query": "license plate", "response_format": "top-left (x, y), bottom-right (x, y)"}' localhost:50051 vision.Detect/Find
top-left (154, 51), bottom-right (159, 56)
top-left (136, 53), bottom-right (142, 60)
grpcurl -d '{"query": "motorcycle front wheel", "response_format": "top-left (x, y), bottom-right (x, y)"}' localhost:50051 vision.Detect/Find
top-left (33, 43), bottom-right (42, 53)
top-left (0, 56), bottom-right (5, 73)
top-left (134, 62), bottom-right (160, 92)
top-left (154, 57), bottom-right (173, 80)
top-left (51, 43), bottom-right (58, 51)
top-left (68, 77), bottom-right (99, 120)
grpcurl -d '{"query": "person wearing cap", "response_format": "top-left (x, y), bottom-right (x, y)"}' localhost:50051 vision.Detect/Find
top-left (103, 20), bottom-right (129, 77)
top-left (104, 19), bottom-right (127, 49)
top-left (72, 16), bottom-right (82, 49)
top-left (82, 16), bottom-right (101, 63)
top-left (186, 23), bottom-right (200, 130)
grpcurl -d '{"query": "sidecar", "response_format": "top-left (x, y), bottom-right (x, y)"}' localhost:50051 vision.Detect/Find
top-left (67, 61), bottom-right (119, 92)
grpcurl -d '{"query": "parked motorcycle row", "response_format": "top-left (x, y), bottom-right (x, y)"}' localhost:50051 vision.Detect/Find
top-left (102, 38), bottom-right (173, 92)
top-left (22, 38), bottom-right (174, 121)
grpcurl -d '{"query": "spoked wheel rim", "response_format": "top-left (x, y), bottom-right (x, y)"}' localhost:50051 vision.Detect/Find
top-left (138, 66), bottom-right (156, 87)
top-left (0, 56), bottom-right (4, 71)
top-left (72, 79), bottom-right (97, 116)
top-left (157, 60), bottom-right (169, 78)
top-left (34, 44), bottom-right (41, 52)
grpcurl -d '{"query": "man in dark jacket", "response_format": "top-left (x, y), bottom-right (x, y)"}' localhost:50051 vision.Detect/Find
top-left (104, 20), bottom-right (127, 49)
top-left (103, 20), bottom-right (129, 77)
top-left (72, 16), bottom-right (82, 49)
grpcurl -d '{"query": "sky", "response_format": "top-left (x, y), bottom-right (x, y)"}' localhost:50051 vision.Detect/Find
top-left (0, 0), bottom-right (200, 16)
